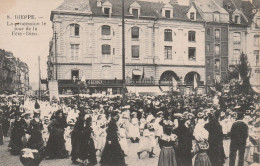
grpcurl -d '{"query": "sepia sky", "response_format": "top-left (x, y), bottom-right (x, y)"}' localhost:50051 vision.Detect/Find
top-left (0, 0), bottom-right (169, 90)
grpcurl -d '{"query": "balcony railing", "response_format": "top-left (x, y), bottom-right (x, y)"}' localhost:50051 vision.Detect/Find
top-left (126, 79), bottom-right (155, 85)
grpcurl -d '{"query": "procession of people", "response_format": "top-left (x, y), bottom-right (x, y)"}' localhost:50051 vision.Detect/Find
top-left (0, 91), bottom-right (259, 166)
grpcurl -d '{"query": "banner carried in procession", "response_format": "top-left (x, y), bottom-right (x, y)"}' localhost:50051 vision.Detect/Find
top-left (48, 80), bottom-right (59, 102)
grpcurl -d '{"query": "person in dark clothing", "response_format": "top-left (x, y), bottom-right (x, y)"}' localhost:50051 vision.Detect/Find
top-left (79, 116), bottom-right (97, 165)
top-left (229, 112), bottom-right (248, 166)
top-left (100, 111), bottom-right (127, 166)
top-left (2, 105), bottom-right (10, 137)
top-left (26, 111), bottom-right (44, 150)
top-left (21, 111), bottom-right (45, 166)
top-left (34, 99), bottom-right (40, 109)
top-left (9, 112), bottom-right (28, 155)
top-left (0, 109), bottom-right (4, 145)
top-left (45, 109), bottom-right (68, 159)
top-left (204, 111), bottom-right (226, 166)
top-left (71, 112), bottom-right (85, 164)
top-left (175, 118), bottom-right (193, 166)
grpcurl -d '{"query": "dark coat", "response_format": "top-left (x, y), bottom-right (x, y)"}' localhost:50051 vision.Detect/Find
top-left (175, 123), bottom-right (193, 166)
top-left (71, 117), bottom-right (84, 160)
top-left (46, 117), bottom-right (68, 158)
top-left (230, 120), bottom-right (248, 148)
top-left (9, 118), bottom-right (28, 155)
top-left (26, 119), bottom-right (44, 150)
top-left (100, 119), bottom-right (126, 166)
top-left (204, 119), bottom-right (226, 166)
top-left (79, 126), bottom-right (97, 164)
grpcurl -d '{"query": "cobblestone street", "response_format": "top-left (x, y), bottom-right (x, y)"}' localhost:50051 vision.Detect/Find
top-left (0, 136), bottom-right (251, 166)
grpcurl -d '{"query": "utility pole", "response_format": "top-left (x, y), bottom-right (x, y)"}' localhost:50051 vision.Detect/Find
top-left (38, 56), bottom-right (41, 100)
top-left (122, 0), bottom-right (126, 105)
top-left (54, 31), bottom-right (58, 80)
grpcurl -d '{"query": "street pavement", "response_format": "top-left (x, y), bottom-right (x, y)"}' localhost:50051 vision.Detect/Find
top-left (0, 137), bottom-right (251, 166)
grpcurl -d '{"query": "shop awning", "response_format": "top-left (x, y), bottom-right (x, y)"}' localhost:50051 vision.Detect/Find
top-left (132, 70), bottom-right (142, 75)
top-left (126, 86), bottom-right (163, 95)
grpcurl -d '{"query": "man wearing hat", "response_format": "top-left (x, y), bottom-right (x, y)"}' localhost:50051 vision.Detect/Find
top-left (229, 112), bottom-right (249, 166)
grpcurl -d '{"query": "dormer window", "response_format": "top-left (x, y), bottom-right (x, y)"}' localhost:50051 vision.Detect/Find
top-left (190, 12), bottom-right (195, 21)
top-left (104, 8), bottom-right (110, 15)
top-left (187, 5), bottom-right (196, 21)
top-left (129, 2), bottom-right (141, 19)
top-left (162, 3), bottom-right (173, 19)
top-left (132, 9), bottom-right (139, 18)
top-left (102, 1), bottom-right (112, 17)
top-left (165, 10), bottom-right (171, 18)
top-left (234, 15), bottom-right (240, 24)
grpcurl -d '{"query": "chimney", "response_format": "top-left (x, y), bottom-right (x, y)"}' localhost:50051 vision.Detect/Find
top-left (97, 0), bottom-right (102, 7)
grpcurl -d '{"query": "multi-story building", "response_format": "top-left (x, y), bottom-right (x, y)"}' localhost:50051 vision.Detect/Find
top-left (194, 0), bottom-right (230, 89)
top-left (222, 0), bottom-right (249, 72)
top-left (0, 49), bottom-right (30, 94)
top-left (243, 0), bottom-right (260, 92)
top-left (49, 0), bottom-right (206, 95)
top-left (19, 61), bottom-right (30, 93)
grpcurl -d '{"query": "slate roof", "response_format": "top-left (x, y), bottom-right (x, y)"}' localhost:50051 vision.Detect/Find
top-left (222, 0), bottom-right (249, 25)
top-left (52, 0), bottom-right (204, 22)
top-left (54, 0), bottom-right (92, 13)
top-left (241, 0), bottom-right (256, 24)
top-left (195, 0), bottom-right (228, 14)
top-left (90, 0), bottom-right (204, 21)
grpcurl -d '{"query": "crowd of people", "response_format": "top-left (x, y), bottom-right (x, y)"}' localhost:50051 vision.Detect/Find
top-left (0, 92), bottom-right (259, 166)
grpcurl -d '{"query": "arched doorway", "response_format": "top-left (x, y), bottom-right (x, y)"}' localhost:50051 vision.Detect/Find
top-left (184, 72), bottom-right (200, 85)
top-left (160, 70), bottom-right (180, 82)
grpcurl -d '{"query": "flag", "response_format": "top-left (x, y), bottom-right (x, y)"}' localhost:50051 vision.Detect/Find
top-left (142, 66), bottom-right (145, 79)
top-left (172, 77), bottom-right (177, 91)
top-left (238, 73), bottom-right (243, 85)
top-left (193, 73), bottom-right (198, 89)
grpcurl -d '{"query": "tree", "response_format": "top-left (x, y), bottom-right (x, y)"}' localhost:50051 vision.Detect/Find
top-left (238, 52), bottom-right (252, 94)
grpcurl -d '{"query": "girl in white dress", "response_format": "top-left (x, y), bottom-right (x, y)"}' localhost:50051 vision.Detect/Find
top-left (129, 112), bottom-right (140, 143)
top-left (94, 119), bottom-right (107, 155)
top-left (118, 122), bottom-right (128, 156)
top-left (137, 123), bottom-right (153, 158)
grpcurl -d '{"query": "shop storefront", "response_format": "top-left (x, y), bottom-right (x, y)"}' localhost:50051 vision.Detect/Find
top-left (58, 79), bottom-right (123, 95)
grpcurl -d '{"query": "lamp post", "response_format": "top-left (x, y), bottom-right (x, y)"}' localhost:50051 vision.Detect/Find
top-left (73, 76), bottom-right (86, 108)
top-left (122, 0), bottom-right (126, 105)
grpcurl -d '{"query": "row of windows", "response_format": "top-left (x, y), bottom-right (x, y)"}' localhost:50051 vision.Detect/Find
top-left (164, 30), bottom-right (196, 42)
top-left (206, 28), bottom-right (220, 39)
top-left (206, 59), bottom-right (220, 70)
top-left (69, 24), bottom-right (243, 46)
top-left (70, 24), bottom-right (199, 42)
top-left (70, 23), bottom-right (200, 42)
top-left (70, 44), bottom-right (197, 61)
